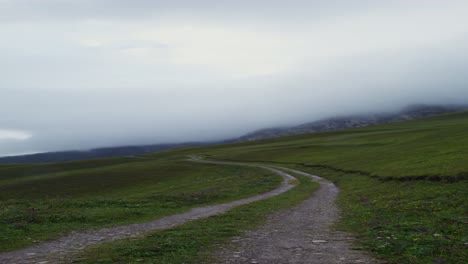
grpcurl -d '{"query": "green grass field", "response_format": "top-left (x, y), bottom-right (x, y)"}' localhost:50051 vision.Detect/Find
top-left (77, 173), bottom-right (319, 264)
top-left (188, 111), bottom-right (467, 263)
top-left (1, 111), bottom-right (467, 263)
top-left (195, 111), bottom-right (468, 181)
top-left (0, 158), bottom-right (281, 251)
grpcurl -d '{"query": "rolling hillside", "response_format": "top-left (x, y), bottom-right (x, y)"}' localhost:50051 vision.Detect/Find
top-left (2, 104), bottom-right (466, 165)
top-left (1, 111), bottom-right (467, 263)
top-left (190, 111), bottom-right (468, 263)
top-left (0, 143), bottom-right (201, 164)
top-left (237, 104), bottom-right (468, 141)
top-left (203, 110), bottom-right (468, 180)
top-left (0, 157), bottom-right (282, 252)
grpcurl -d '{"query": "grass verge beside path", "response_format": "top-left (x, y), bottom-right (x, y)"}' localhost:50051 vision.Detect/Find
top-left (294, 166), bottom-right (468, 264)
top-left (77, 174), bottom-right (319, 264)
top-left (185, 112), bottom-right (468, 263)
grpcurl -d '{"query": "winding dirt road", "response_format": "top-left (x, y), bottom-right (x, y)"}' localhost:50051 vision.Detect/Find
top-left (0, 159), bottom-right (380, 263)
top-left (0, 160), bottom-right (297, 264)
top-left (212, 167), bottom-right (381, 263)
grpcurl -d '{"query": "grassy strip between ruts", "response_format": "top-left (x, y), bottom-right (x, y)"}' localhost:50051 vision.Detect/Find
top-left (292, 166), bottom-right (468, 264)
top-left (76, 173), bottom-right (319, 264)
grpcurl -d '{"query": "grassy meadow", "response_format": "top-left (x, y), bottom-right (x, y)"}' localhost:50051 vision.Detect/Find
top-left (78, 172), bottom-right (319, 264)
top-left (1, 111), bottom-right (467, 263)
top-left (0, 157), bottom-right (281, 251)
top-left (185, 111), bottom-right (466, 263)
top-left (197, 111), bottom-right (468, 180)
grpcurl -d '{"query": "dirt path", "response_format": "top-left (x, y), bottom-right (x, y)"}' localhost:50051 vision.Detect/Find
top-left (212, 167), bottom-right (382, 264)
top-left (0, 162), bottom-right (297, 264)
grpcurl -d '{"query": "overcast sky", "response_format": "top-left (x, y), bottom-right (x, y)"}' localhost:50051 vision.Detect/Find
top-left (1, 0), bottom-right (468, 156)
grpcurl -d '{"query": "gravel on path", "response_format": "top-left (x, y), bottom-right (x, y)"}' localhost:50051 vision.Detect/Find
top-left (212, 167), bottom-right (382, 264)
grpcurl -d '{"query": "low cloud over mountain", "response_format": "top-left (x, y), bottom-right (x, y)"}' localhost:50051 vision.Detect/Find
top-left (2, 1), bottom-right (468, 156)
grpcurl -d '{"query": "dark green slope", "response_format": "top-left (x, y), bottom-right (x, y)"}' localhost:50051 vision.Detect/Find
top-left (197, 111), bottom-right (468, 181)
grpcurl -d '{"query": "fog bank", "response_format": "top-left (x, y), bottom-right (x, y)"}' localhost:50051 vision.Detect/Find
top-left (1, 1), bottom-right (468, 156)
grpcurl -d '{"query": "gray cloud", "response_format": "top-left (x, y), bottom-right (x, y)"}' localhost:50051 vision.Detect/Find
top-left (0, 0), bottom-right (377, 23)
top-left (1, 1), bottom-right (468, 156)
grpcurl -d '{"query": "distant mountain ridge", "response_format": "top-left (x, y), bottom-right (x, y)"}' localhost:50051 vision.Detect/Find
top-left (236, 104), bottom-right (468, 142)
top-left (0, 143), bottom-right (201, 164)
top-left (1, 104), bottom-right (466, 164)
